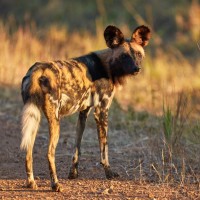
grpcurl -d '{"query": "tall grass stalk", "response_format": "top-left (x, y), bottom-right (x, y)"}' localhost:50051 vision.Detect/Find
top-left (163, 104), bottom-right (173, 144)
top-left (162, 92), bottom-right (191, 149)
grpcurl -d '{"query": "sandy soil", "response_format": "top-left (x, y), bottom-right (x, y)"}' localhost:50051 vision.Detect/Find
top-left (0, 88), bottom-right (199, 200)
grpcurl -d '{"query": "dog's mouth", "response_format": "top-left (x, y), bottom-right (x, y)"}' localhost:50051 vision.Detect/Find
top-left (133, 67), bottom-right (141, 75)
top-left (133, 71), bottom-right (140, 76)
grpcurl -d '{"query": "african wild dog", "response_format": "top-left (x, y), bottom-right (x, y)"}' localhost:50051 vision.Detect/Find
top-left (20, 25), bottom-right (151, 192)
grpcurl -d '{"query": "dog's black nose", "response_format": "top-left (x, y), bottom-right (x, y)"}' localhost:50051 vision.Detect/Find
top-left (135, 67), bottom-right (141, 72)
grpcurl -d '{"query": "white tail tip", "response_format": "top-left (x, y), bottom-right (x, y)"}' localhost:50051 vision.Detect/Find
top-left (20, 102), bottom-right (41, 151)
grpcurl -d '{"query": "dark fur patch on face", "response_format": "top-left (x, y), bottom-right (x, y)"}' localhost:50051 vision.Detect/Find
top-left (109, 53), bottom-right (140, 85)
top-left (75, 53), bottom-right (109, 81)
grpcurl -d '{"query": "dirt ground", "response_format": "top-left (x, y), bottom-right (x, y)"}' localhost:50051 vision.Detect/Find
top-left (0, 88), bottom-right (199, 200)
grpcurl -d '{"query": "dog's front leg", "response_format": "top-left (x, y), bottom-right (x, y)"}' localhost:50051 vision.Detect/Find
top-left (68, 107), bottom-right (91, 179)
top-left (94, 106), bottom-right (119, 179)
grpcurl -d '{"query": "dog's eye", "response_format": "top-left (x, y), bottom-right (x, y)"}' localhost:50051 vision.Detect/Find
top-left (136, 52), bottom-right (142, 58)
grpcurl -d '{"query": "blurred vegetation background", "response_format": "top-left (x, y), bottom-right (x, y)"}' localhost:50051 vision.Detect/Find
top-left (0, 0), bottom-right (199, 113)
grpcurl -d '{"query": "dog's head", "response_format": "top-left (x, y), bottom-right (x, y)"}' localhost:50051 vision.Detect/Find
top-left (104, 25), bottom-right (151, 84)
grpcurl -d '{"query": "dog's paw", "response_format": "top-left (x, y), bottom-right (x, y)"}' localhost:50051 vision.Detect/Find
top-left (52, 182), bottom-right (63, 192)
top-left (68, 167), bottom-right (78, 179)
top-left (105, 167), bottom-right (119, 179)
top-left (27, 180), bottom-right (38, 190)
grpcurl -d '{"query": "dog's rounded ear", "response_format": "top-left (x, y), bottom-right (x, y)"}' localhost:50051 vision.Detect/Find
top-left (131, 25), bottom-right (151, 47)
top-left (104, 25), bottom-right (125, 48)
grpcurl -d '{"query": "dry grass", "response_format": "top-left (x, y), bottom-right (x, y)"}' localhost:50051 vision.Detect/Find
top-left (0, 22), bottom-right (200, 112)
top-left (0, 23), bottom-right (101, 85)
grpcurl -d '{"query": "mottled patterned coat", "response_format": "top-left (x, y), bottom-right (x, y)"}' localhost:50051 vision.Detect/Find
top-left (20, 25), bottom-right (151, 192)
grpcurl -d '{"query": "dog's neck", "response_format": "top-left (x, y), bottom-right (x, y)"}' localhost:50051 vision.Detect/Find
top-left (94, 48), bottom-right (112, 69)
top-left (74, 48), bottom-right (129, 85)
top-left (94, 49), bottom-right (128, 85)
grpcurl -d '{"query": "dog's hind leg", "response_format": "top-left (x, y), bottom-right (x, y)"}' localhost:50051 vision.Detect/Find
top-left (43, 100), bottom-right (62, 192)
top-left (47, 116), bottom-right (62, 192)
top-left (21, 102), bottom-right (41, 189)
top-left (25, 141), bottom-right (38, 189)
top-left (68, 107), bottom-right (91, 179)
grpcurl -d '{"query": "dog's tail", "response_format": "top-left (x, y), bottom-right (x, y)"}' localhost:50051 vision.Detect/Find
top-left (20, 64), bottom-right (43, 151)
top-left (20, 102), bottom-right (41, 151)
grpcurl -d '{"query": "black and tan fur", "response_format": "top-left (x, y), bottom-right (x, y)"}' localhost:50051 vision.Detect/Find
top-left (20, 25), bottom-right (151, 192)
